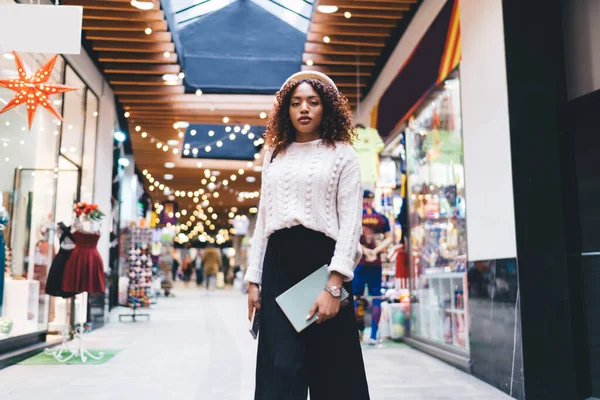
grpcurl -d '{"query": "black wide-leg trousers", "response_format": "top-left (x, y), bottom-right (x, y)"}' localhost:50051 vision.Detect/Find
top-left (255, 226), bottom-right (370, 400)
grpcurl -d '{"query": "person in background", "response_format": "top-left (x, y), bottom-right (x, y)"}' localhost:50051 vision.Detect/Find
top-left (202, 244), bottom-right (222, 290)
top-left (194, 250), bottom-right (204, 287)
top-left (181, 254), bottom-right (193, 287)
top-left (171, 252), bottom-right (180, 282)
top-left (353, 190), bottom-right (394, 345)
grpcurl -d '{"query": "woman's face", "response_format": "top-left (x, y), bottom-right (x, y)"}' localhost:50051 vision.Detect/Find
top-left (289, 82), bottom-right (323, 138)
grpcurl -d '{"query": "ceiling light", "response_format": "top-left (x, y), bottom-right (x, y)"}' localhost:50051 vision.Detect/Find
top-left (243, 124), bottom-right (251, 131)
top-left (178, 72), bottom-right (185, 79)
top-left (135, 125), bottom-right (141, 132)
top-left (323, 36), bottom-right (331, 43)
top-left (141, 132), bottom-right (148, 138)
top-left (216, 141), bottom-right (223, 147)
top-left (196, 89), bottom-right (203, 96)
top-left (229, 134), bottom-right (236, 140)
top-left (114, 131), bottom-right (126, 142)
top-left (164, 162), bottom-right (175, 169)
top-left (183, 149), bottom-right (190, 155)
top-left (131, 0), bottom-right (154, 10)
top-left (254, 153), bottom-right (260, 159)
top-left (205, 145), bottom-right (212, 152)
top-left (306, 60), bottom-right (314, 66)
top-left (163, 146), bottom-right (169, 152)
top-left (247, 162), bottom-right (253, 168)
top-left (124, 112), bottom-right (130, 118)
top-left (246, 176), bottom-right (256, 183)
top-left (317, 5), bottom-right (338, 13)
top-left (208, 130), bottom-right (215, 137)
top-left (162, 74), bottom-right (179, 83)
top-left (225, 126), bottom-right (232, 132)
top-left (176, 121), bottom-right (189, 128)
top-left (164, 174), bottom-right (174, 180)
top-left (3, 53), bottom-right (15, 60)
top-left (234, 126), bottom-right (241, 133)
top-left (190, 129), bottom-right (197, 136)
top-left (192, 148), bottom-right (199, 155)
top-left (248, 133), bottom-right (255, 139)
top-left (344, 11), bottom-right (352, 18)
top-left (156, 142), bottom-right (163, 149)
top-left (210, 176), bottom-right (217, 182)
top-left (212, 171), bottom-right (220, 176)
top-left (167, 139), bottom-right (179, 146)
top-left (145, 27), bottom-right (153, 35)
top-left (164, 51), bottom-right (171, 58)
top-left (230, 175), bottom-right (237, 181)
top-left (173, 148), bottom-right (179, 154)
top-left (223, 116), bottom-right (230, 123)
top-left (259, 112), bottom-right (267, 119)
top-left (238, 169), bottom-right (244, 175)
top-left (197, 162), bottom-right (203, 168)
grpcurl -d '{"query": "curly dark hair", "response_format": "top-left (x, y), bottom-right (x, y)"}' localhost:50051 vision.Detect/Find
top-left (264, 78), bottom-right (356, 154)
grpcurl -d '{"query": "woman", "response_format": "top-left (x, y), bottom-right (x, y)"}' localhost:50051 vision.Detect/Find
top-left (245, 71), bottom-right (369, 400)
top-left (202, 244), bottom-right (222, 290)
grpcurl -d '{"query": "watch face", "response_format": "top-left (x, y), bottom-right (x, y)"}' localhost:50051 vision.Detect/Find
top-left (328, 286), bottom-right (341, 297)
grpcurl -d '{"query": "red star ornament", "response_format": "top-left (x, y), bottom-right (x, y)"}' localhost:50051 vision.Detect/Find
top-left (0, 51), bottom-right (77, 130)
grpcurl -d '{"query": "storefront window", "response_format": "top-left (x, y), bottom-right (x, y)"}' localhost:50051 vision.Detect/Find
top-left (60, 66), bottom-right (85, 166)
top-left (0, 52), bottom-right (99, 343)
top-left (0, 52), bottom-right (65, 340)
top-left (406, 74), bottom-right (469, 351)
top-left (81, 90), bottom-right (98, 203)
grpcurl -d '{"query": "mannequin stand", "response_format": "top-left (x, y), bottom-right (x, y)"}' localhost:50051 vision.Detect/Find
top-left (43, 293), bottom-right (105, 363)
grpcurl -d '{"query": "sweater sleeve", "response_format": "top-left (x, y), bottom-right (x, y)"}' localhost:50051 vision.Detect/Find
top-left (328, 148), bottom-right (363, 282)
top-left (244, 150), bottom-right (272, 285)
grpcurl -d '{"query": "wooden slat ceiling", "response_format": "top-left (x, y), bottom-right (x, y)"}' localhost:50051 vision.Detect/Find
top-left (64, 0), bottom-right (418, 236)
top-left (303, 0), bottom-right (419, 102)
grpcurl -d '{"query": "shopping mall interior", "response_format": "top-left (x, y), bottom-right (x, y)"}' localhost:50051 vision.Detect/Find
top-left (0, 0), bottom-right (599, 399)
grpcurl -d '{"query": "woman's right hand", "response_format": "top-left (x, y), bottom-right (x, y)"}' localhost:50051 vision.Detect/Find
top-left (247, 283), bottom-right (261, 320)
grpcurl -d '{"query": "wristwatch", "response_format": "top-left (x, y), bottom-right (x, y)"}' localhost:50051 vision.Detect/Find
top-left (325, 285), bottom-right (342, 298)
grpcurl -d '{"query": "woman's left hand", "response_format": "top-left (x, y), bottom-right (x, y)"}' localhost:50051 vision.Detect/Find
top-left (307, 291), bottom-right (341, 324)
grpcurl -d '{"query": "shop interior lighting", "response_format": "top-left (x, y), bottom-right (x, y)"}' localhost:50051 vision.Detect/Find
top-left (306, 60), bottom-right (314, 66)
top-left (164, 174), bottom-right (174, 180)
top-left (124, 112), bottom-right (130, 118)
top-left (222, 116), bottom-right (230, 123)
top-left (167, 140), bottom-right (179, 146)
top-left (230, 134), bottom-right (236, 140)
top-left (190, 129), bottom-right (197, 136)
top-left (196, 89), bottom-right (203, 96)
top-left (197, 162), bottom-right (203, 168)
top-left (164, 51), bottom-right (171, 58)
top-left (141, 132), bottom-right (148, 138)
top-left (208, 130), bottom-right (215, 137)
top-left (323, 36), bottom-right (331, 43)
top-left (164, 162), bottom-right (175, 168)
top-left (246, 176), bottom-right (256, 183)
top-left (131, 0), bottom-right (154, 10)
top-left (317, 5), bottom-right (338, 13)
top-left (145, 27), bottom-right (153, 35)
top-left (178, 72), bottom-right (185, 79)
top-left (216, 140), bottom-right (223, 147)
top-left (176, 121), bottom-right (189, 128)
top-left (114, 131), bottom-right (126, 142)
top-left (225, 126), bottom-right (232, 132)
top-left (259, 112), bottom-right (267, 119)
top-left (3, 53), bottom-right (15, 60)
top-left (344, 11), bottom-right (352, 18)
top-left (205, 145), bottom-right (212, 152)
top-left (118, 157), bottom-right (130, 167)
top-left (248, 133), bottom-right (255, 139)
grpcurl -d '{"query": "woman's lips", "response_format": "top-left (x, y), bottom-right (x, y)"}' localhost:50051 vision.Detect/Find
top-left (298, 117), bottom-right (312, 125)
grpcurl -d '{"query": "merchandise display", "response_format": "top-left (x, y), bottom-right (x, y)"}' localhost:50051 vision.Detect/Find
top-left (404, 74), bottom-right (469, 350)
top-left (354, 126), bottom-right (385, 184)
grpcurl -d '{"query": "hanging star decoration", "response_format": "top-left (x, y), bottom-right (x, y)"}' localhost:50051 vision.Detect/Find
top-left (0, 51), bottom-right (77, 130)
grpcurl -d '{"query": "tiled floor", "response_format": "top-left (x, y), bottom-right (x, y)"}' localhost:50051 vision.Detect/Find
top-left (0, 286), bottom-right (513, 400)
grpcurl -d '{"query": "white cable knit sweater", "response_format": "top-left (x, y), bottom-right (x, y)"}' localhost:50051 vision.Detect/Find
top-left (244, 139), bottom-right (363, 285)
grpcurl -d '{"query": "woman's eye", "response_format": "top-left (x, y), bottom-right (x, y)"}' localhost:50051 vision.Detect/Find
top-left (292, 103), bottom-right (300, 107)
top-left (311, 102), bottom-right (319, 106)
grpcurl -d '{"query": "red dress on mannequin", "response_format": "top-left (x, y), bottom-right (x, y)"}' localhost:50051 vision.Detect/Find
top-left (62, 231), bottom-right (105, 294)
